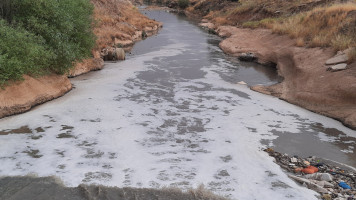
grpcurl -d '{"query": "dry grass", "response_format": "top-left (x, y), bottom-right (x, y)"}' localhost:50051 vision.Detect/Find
top-left (231, 0), bottom-right (259, 14)
top-left (268, 2), bottom-right (356, 52)
top-left (348, 47), bottom-right (356, 63)
top-left (187, 0), bottom-right (356, 61)
top-left (295, 37), bottom-right (305, 47)
top-left (91, 0), bottom-right (160, 52)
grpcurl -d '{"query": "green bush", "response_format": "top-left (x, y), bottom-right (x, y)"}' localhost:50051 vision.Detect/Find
top-left (178, 0), bottom-right (189, 9)
top-left (0, 20), bottom-right (53, 85)
top-left (0, 0), bottom-right (95, 85)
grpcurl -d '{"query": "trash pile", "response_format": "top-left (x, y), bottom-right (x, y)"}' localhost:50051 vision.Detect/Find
top-left (265, 148), bottom-right (356, 200)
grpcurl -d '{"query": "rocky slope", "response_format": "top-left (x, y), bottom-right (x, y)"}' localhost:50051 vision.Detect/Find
top-left (0, 0), bottom-right (161, 119)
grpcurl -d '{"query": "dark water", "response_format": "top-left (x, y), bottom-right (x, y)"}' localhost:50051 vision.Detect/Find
top-left (0, 9), bottom-right (355, 200)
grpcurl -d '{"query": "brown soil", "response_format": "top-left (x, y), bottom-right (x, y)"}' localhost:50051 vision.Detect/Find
top-left (68, 58), bottom-right (104, 78)
top-left (217, 26), bottom-right (356, 129)
top-left (0, 75), bottom-right (72, 119)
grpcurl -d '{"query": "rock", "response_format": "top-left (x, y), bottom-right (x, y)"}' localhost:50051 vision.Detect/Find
top-left (291, 157), bottom-right (298, 163)
top-left (101, 47), bottom-right (126, 61)
top-left (327, 63), bottom-right (348, 72)
top-left (325, 53), bottom-right (348, 65)
top-left (216, 26), bottom-right (239, 38)
top-left (115, 48), bottom-right (126, 60)
top-left (199, 22), bottom-right (215, 30)
top-left (237, 81), bottom-right (247, 85)
top-left (238, 52), bottom-right (257, 62)
top-left (201, 19), bottom-right (209, 23)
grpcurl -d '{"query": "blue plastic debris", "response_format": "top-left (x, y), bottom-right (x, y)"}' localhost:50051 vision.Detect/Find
top-left (339, 182), bottom-right (351, 189)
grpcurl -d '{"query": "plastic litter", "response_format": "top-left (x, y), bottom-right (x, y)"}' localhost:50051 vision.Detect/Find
top-left (290, 157), bottom-right (298, 163)
top-left (302, 166), bottom-right (318, 174)
top-left (338, 182), bottom-right (351, 189)
top-left (304, 173), bottom-right (333, 182)
top-left (303, 160), bottom-right (310, 166)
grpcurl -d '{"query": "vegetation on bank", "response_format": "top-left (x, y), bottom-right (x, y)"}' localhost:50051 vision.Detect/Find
top-left (0, 0), bottom-right (95, 85)
top-left (242, 3), bottom-right (356, 53)
top-left (188, 0), bottom-right (356, 61)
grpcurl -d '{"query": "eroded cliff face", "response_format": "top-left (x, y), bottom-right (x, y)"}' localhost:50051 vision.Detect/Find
top-left (217, 26), bottom-right (356, 129)
top-left (0, 0), bottom-right (161, 119)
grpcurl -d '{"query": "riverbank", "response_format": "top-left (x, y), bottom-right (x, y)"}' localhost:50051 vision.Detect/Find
top-left (0, 0), bottom-right (161, 119)
top-left (176, 0), bottom-right (356, 130)
top-left (213, 26), bottom-right (356, 130)
top-left (0, 75), bottom-right (72, 119)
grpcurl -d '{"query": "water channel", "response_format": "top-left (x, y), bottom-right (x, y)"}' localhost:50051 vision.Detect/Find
top-left (0, 9), bottom-right (355, 200)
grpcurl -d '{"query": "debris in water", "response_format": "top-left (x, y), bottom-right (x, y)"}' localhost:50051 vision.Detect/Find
top-left (265, 149), bottom-right (356, 199)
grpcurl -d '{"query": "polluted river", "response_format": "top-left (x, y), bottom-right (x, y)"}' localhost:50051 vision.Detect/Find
top-left (1, 9), bottom-right (356, 200)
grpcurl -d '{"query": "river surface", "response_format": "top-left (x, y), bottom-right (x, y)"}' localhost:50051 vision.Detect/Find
top-left (1, 10), bottom-right (356, 200)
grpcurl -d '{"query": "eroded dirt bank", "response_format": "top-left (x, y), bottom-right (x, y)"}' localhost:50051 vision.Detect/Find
top-left (0, 75), bottom-right (72, 119)
top-left (0, 0), bottom-right (161, 119)
top-left (215, 26), bottom-right (356, 129)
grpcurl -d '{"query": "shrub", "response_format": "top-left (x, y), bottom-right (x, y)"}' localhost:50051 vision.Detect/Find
top-left (11, 0), bottom-right (95, 73)
top-left (0, 0), bottom-right (95, 85)
top-left (0, 20), bottom-right (54, 85)
top-left (178, 0), bottom-right (189, 9)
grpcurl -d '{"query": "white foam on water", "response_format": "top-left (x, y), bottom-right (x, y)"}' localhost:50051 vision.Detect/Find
top-left (1, 26), bottom-right (356, 200)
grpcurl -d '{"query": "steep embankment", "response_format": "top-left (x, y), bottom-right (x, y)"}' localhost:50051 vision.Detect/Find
top-left (182, 0), bottom-right (356, 129)
top-left (0, 0), bottom-right (161, 119)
